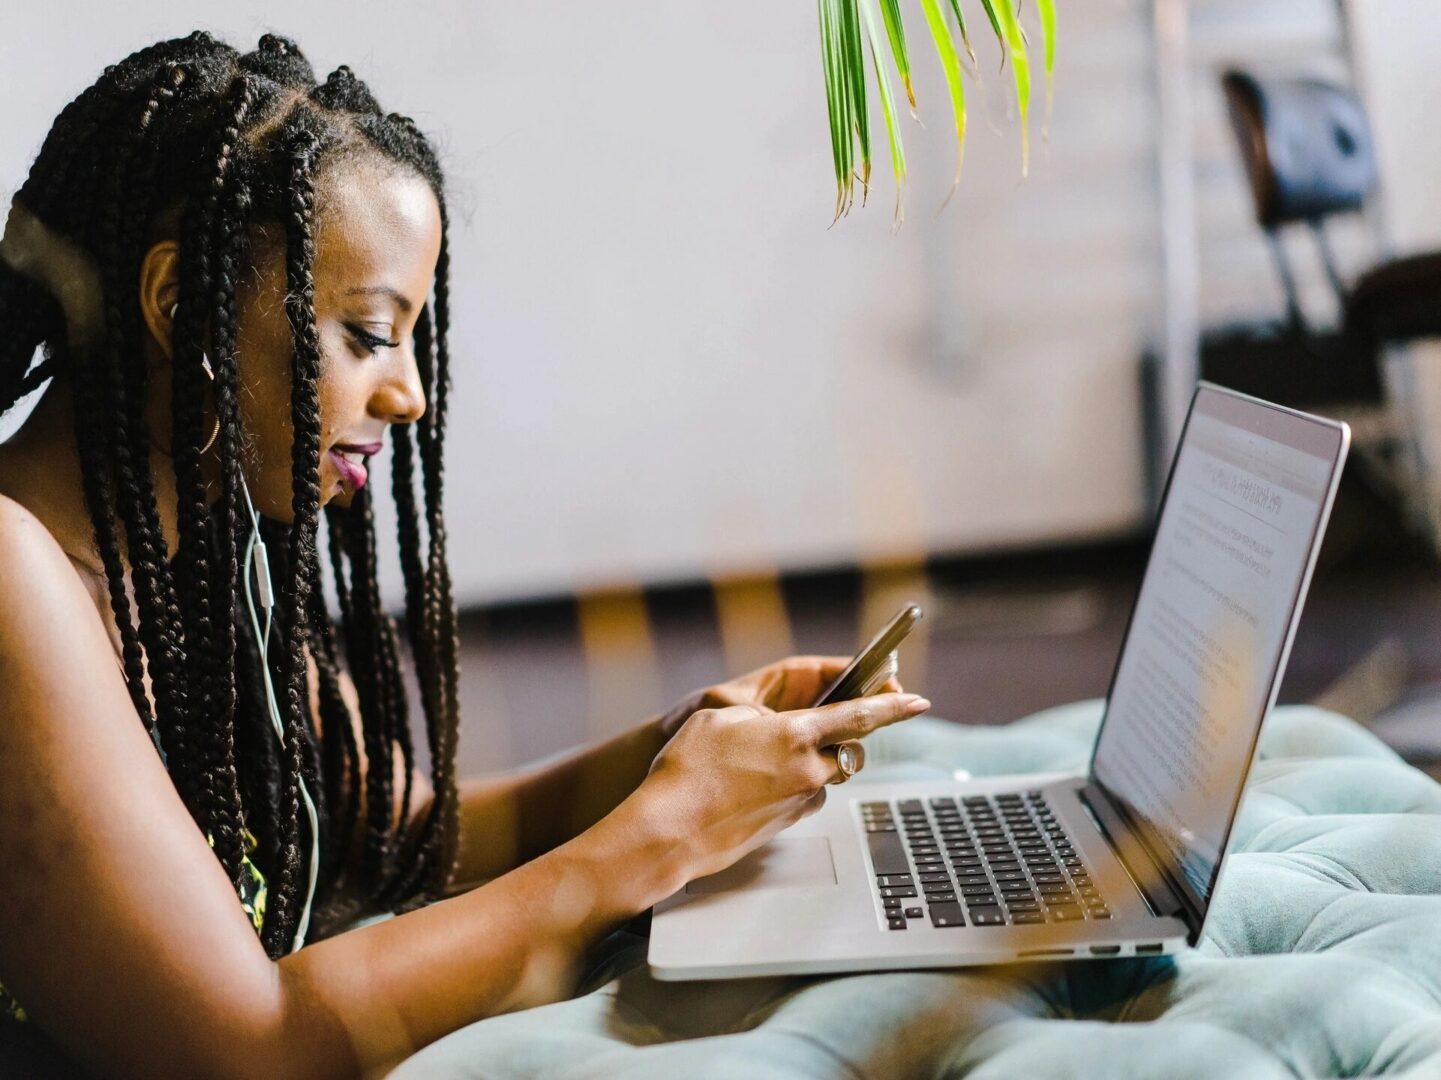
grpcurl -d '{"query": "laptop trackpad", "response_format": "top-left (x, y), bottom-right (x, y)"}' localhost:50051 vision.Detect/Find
top-left (686, 837), bottom-right (837, 895)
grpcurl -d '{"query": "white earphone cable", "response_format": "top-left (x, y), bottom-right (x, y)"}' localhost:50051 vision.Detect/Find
top-left (239, 479), bottom-right (321, 953)
top-left (169, 302), bottom-right (320, 952)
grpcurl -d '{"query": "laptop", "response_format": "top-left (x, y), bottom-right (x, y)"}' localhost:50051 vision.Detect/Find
top-left (649, 383), bottom-right (1350, 979)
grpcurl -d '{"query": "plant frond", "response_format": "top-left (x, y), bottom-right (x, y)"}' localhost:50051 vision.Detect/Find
top-left (919, 0), bottom-right (967, 207)
top-left (862, 0), bottom-right (907, 226)
top-left (993, 0), bottom-right (1032, 174)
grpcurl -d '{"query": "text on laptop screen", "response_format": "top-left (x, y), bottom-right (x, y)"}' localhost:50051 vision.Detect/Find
top-left (1092, 388), bottom-right (1341, 906)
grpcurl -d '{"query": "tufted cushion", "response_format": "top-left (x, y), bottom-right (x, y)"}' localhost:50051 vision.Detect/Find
top-left (390, 702), bottom-right (1441, 1079)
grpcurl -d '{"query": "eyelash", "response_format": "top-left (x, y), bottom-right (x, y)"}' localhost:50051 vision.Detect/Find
top-left (344, 323), bottom-right (402, 355)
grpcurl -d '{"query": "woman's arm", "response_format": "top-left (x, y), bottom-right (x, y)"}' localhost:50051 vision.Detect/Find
top-left (440, 657), bottom-right (901, 887)
top-left (442, 717), bottom-right (667, 888)
top-left (0, 500), bottom-right (687, 1079)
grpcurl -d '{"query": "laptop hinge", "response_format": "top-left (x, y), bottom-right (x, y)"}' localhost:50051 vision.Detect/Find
top-left (1078, 782), bottom-right (1202, 942)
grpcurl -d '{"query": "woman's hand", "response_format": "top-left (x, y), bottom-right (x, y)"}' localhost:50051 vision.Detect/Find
top-left (634, 692), bottom-right (930, 884)
top-left (657, 655), bottom-right (904, 742)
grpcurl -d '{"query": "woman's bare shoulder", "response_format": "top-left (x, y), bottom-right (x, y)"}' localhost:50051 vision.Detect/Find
top-left (0, 489), bottom-right (75, 574)
top-left (0, 491), bottom-right (111, 639)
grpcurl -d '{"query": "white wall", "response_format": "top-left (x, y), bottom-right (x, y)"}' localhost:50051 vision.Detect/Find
top-left (1, 1), bottom-right (1162, 605)
top-left (1347, 0), bottom-right (1441, 255)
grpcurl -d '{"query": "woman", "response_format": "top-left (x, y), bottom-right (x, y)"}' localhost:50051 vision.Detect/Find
top-left (0, 33), bottom-right (929, 1078)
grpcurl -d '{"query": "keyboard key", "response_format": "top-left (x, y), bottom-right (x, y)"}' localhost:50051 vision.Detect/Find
top-left (919, 872), bottom-right (951, 884)
top-left (962, 882), bottom-right (998, 896)
top-left (862, 802), bottom-right (890, 812)
top-left (965, 894), bottom-right (999, 909)
top-left (867, 831), bottom-right (909, 875)
top-left (1049, 906), bottom-right (1084, 922)
top-left (1013, 912), bottom-right (1046, 924)
top-left (905, 906), bottom-right (924, 918)
top-left (865, 823), bottom-right (898, 833)
top-left (992, 869), bottom-right (1026, 882)
top-left (898, 800), bottom-right (924, 814)
top-left (924, 881), bottom-right (957, 895)
top-left (1006, 900), bottom-right (1041, 912)
top-left (888, 916), bottom-right (908, 930)
top-left (928, 902), bottom-right (966, 927)
top-left (925, 891), bottom-right (957, 903)
top-left (1088, 908), bottom-right (1112, 919)
top-left (879, 886), bottom-right (918, 899)
top-left (930, 797), bottom-right (958, 808)
top-left (969, 906), bottom-right (1006, 926)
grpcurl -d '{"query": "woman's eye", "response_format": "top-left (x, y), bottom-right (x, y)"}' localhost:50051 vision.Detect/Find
top-left (344, 323), bottom-right (402, 355)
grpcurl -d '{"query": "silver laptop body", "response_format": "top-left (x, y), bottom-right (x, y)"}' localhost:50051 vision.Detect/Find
top-left (650, 384), bottom-right (1350, 980)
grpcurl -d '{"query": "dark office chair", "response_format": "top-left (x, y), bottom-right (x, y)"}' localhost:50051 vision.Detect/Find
top-left (1220, 69), bottom-right (1441, 355)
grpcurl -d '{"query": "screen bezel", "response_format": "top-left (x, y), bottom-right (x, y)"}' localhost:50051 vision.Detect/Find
top-left (1085, 382), bottom-right (1349, 933)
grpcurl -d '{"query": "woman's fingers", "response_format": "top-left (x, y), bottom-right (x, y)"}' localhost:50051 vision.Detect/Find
top-left (761, 655), bottom-right (853, 710)
top-left (794, 692), bottom-right (930, 747)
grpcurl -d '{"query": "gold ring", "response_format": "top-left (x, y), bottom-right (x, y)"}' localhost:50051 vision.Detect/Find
top-left (830, 740), bottom-right (865, 784)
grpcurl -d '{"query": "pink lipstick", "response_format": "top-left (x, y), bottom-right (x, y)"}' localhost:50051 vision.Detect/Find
top-left (330, 441), bottom-right (381, 492)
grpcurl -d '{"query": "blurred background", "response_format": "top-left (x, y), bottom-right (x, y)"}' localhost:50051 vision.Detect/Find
top-left (4, 0), bottom-right (1440, 780)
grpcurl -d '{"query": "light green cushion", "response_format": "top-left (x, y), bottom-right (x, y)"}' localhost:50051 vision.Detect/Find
top-left (390, 703), bottom-right (1441, 1079)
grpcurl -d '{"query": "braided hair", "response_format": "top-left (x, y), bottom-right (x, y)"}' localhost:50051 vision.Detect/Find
top-left (0, 32), bottom-right (462, 957)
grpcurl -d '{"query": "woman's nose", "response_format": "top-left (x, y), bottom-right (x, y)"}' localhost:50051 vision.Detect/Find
top-left (370, 350), bottom-right (427, 425)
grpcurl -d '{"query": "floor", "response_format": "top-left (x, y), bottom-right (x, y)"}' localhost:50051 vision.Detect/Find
top-left (447, 473), bottom-right (1441, 780)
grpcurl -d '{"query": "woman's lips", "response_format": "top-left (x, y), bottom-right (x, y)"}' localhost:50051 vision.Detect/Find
top-left (329, 448), bottom-right (369, 492)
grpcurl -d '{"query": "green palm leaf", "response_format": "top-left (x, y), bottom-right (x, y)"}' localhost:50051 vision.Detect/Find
top-left (877, 0), bottom-right (917, 114)
top-left (861, 0), bottom-right (907, 224)
top-left (818, 0), bottom-right (854, 220)
top-left (839, 0), bottom-right (871, 202)
top-left (815, 0), bottom-right (1057, 221)
top-left (946, 0), bottom-right (980, 68)
top-left (919, 0), bottom-right (968, 203)
top-left (992, 0), bottom-right (1032, 174)
top-left (1037, 0), bottom-right (1058, 128)
top-left (978, 0), bottom-right (1004, 54)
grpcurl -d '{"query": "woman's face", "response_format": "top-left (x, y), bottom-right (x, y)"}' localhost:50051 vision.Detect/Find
top-left (230, 161), bottom-right (443, 521)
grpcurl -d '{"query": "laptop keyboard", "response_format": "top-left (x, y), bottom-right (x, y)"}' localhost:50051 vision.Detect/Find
top-left (864, 793), bottom-right (1112, 929)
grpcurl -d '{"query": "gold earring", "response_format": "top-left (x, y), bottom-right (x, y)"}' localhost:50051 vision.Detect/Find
top-left (172, 303), bottom-right (220, 454)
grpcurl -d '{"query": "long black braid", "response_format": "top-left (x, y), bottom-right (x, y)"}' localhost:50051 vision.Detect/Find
top-left (0, 32), bottom-right (463, 957)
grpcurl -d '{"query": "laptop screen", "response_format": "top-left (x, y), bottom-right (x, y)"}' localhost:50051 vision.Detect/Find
top-left (1091, 384), bottom-right (1347, 912)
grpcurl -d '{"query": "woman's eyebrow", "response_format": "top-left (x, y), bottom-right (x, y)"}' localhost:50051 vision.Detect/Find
top-left (343, 285), bottom-right (413, 313)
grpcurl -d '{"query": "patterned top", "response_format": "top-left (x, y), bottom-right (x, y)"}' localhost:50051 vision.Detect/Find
top-left (0, 829), bottom-right (268, 1025)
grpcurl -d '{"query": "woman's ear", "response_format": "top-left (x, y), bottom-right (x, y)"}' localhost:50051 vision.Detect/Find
top-left (137, 239), bottom-right (183, 363)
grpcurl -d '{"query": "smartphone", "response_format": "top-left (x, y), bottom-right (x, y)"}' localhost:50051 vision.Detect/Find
top-left (811, 603), bottom-right (923, 707)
